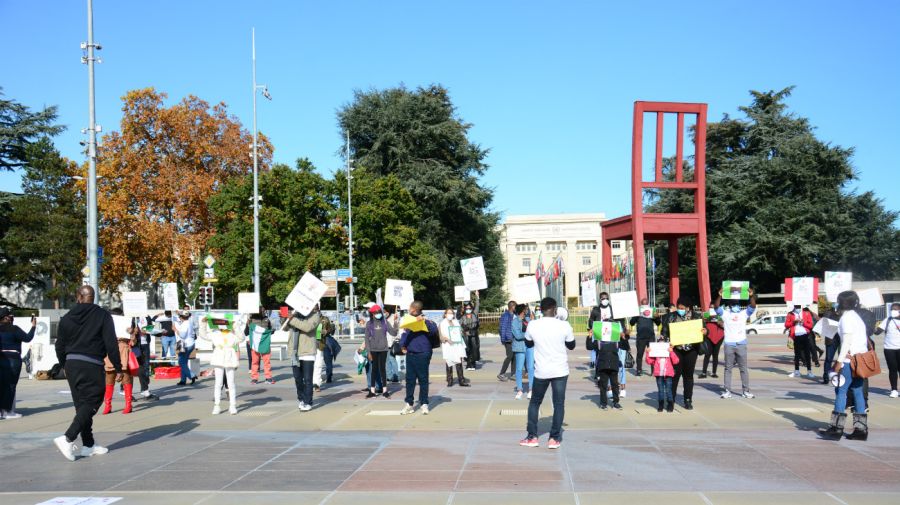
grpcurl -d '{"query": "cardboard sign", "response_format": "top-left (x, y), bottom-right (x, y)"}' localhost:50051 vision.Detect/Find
top-left (610, 290), bottom-right (640, 319)
top-left (454, 286), bottom-right (471, 302)
top-left (649, 341), bottom-right (670, 358)
top-left (592, 321), bottom-right (622, 342)
top-left (813, 317), bottom-right (838, 339)
top-left (384, 279), bottom-right (414, 308)
top-left (857, 287), bottom-right (884, 309)
top-left (399, 314), bottom-right (427, 333)
top-left (580, 280), bottom-right (597, 308)
top-left (111, 315), bottom-right (133, 340)
top-left (722, 280), bottom-right (750, 300)
top-left (785, 277), bottom-right (818, 306)
top-left (460, 256), bottom-right (488, 291)
top-left (448, 325), bottom-right (463, 343)
top-left (513, 275), bottom-right (541, 303)
top-left (824, 271), bottom-right (852, 303)
top-left (162, 283), bottom-right (180, 311)
top-left (121, 291), bottom-right (148, 317)
top-left (668, 319), bottom-right (703, 346)
top-left (285, 271), bottom-right (327, 316)
top-left (238, 292), bottom-right (261, 314)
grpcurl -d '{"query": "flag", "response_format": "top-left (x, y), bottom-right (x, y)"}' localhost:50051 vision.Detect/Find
top-left (593, 321), bottom-right (622, 342)
top-left (535, 252), bottom-right (543, 280)
top-left (722, 280), bottom-right (750, 300)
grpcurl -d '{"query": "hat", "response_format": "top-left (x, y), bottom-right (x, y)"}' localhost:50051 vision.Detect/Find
top-left (368, 304), bottom-right (382, 314)
top-left (0, 307), bottom-right (11, 319)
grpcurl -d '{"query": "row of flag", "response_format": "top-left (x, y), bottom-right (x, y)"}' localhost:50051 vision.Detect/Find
top-left (535, 253), bottom-right (566, 286)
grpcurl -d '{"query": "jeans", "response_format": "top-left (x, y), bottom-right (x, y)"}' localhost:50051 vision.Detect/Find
top-left (834, 363), bottom-right (866, 413)
top-left (824, 341), bottom-right (838, 379)
top-left (514, 348), bottom-right (535, 392)
top-left (656, 376), bottom-right (673, 404)
top-left (405, 351), bottom-right (432, 406)
top-left (161, 336), bottom-right (176, 359)
top-left (246, 342), bottom-right (253, 371)
top-left (0, 357), bottom-right (22, 412)
top-left (386, 353), bottom-right (399, 381)
top-left (702, 339), bottom-right (724, 375)
top-left (63, 360), bottom-right (105, 448)
top-left (324, 346), bottom-right (335, 382)
top-left (499, 342), bottom-right (513, 375)
top-left (527, 375), bottom-right (567, 440)
top-left (617, 349), bottom-right (627, 386)
top-left (724, 343), bottom-right (750, 393)
top-left (178, 345), bottom-right (195, 382)
top-left (292, 361), bottom-right (315, 406)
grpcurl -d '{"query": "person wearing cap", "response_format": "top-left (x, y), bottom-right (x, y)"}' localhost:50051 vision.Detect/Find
top-left (459, 293), bottom-right (481, 370)
top-left (363, 304), bottom-right (398, 398)
top-left (287, 305), bottom-right (321, 411)
top-left (245, 308), bottom-right (275, 385)
top-left (0, 308), bottom-right (36, 419)
top-left (53, 286), bottom-right (123, 461)
top-left (199, 313), bottom-right (246, 415)
top-left (174, 311), bottom-right (197, 385)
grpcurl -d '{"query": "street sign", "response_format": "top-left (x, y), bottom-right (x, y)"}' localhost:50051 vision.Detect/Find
top-left (203, 267), bottom-right (217, 283)
top-left (321, 270), bottom-right (337, 281)
top-left (98, 246), bottom-right (104, 264)
top-left (337, 268), bottom-right (352, 278)
top-left (323, 280), bottom-right (338, 298)
top-left (203, 254), bottom-right (216, 268)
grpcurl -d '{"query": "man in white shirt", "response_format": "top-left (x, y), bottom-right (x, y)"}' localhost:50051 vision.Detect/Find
top-left (715, 288), bottom-right (756, 399)
top-left (520, 297), bottom-right (575, 450)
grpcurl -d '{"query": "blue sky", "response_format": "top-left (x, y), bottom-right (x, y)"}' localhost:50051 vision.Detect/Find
top-left (2, 0), bottom-right (899, 221)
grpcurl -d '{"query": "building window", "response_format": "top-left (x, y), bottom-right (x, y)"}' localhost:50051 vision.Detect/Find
top-left (522, 257), bottom-right (531, 270)
top-left (576, 241), bottom-right (597, 251)
top-left (546, 242), bottom-right (567, 252)
top-left (612, 241), bottom-right (622, 250)
top-left (515, 242), bottom-right (537, 252)
top-left (582, 256), bottom-right (592, 266)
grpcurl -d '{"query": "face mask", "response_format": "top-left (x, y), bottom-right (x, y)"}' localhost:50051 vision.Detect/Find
top-left (677, 309), bottom-right (686, 317)
top-left (794, 308), bottom-right (801, 314)
top-left (731, 305), bottom-right (741, 313)
top-left (465, 309), bottom-right (472, 314)
top-left (892, 310), bottom-right (899, 319)
top-left (445, 313), bottom-right (453, 319)
top-left (374, 313), bottom-right (383, 320)
top-left (600, 299), bottom-right (609, 307)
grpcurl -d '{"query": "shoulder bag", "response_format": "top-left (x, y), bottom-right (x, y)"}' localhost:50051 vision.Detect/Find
top-left (850, 338), bottom-right (881, 379)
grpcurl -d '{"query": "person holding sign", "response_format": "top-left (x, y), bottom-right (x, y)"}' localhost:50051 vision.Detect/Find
top-left (874, 303), bottom-right (900, 397)
top-left (286, 306), bottom-right (321, 412)
top-left (199, 313), bottom-right (246, 415)
top-left (586, 322), bottom-right (623, 410)
top-left (245, 309), bottom-right (275, 385)
top-left (399, 301), bottom-right (439, 415)
top-left (363, 305), bottom-right (399, 398)
top-left (0, 308), bottom-right (35, 420)
top-left (646, 342), bottom-right (679, 412)
top-left (716, 288), bottom-right (757, 399)
top-left (660, 298), bottom-right (699, 410)
top-left (459, 293), bottom-right (481, 371)
top-left (629, 300), bottom-right (660, 376)
top-left (785, 305), bottom-right (815, 379)
top-left (439, 307), bottom-right (469, 387)
top-left (587, 292), bottom-right (630, 397)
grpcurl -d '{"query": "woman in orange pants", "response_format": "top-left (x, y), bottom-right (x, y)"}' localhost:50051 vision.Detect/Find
top-left (102, 314), bottom-right (137, 415)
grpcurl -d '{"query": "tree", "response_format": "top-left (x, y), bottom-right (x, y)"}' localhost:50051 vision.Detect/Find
top-left (0, 88), bottom-right (65, 171)
top-left (647, 87), bottom-right (900, 299)
top-left (338, 85), bottom-right (505, 308)
top-left (95, 88), bottom-right (271, 296)
top-left (1, 138), bottom-right (84, 307)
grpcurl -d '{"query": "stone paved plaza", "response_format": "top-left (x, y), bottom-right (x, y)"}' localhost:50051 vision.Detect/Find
top-left (1, 334), bottom-right (899, 504)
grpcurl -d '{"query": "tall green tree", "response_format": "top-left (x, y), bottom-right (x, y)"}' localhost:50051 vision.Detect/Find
top-left (647, 87), bottom-right (900, 300)
top-left (0, 88), bottom-right (65, 171)
top-left (1, 138), bottom-right (84, 307)
top-left (338, 85), bottom-right (505, 308)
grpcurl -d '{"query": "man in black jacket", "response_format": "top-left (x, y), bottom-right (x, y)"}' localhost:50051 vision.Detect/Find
top-left (53, 286), bottom-right (123, 461)
top-left (629, 299), bottom-right (660, 376)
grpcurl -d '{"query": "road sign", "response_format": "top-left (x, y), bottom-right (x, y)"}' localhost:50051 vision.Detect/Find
top-left (203, 267), bottom-right (217, 283)
top-left (321, 270), bottom-right (337, 281)
top-left (337, 268), bottom-right (352, 278)
top-left (98, 246), bottom-right (104, 264)
top-left (323, 280), bottom-right (338, 298)
top-left (203, 254), bottom-right (216, 268)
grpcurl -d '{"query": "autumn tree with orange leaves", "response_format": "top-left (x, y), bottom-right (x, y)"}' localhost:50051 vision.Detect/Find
top-left (95, 88), bottom-right (271, 296)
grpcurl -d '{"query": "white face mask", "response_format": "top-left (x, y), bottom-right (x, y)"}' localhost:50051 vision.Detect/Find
top-left (445, 313), bottom-right (453, 319)
top-left (599, 299), bottom-right (609, 307)
top-left (892, 310), bottom-right (900, 319)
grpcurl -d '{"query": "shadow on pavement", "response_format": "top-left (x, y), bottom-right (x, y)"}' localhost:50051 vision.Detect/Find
top-left (108, 418), bottom-right (200, 451)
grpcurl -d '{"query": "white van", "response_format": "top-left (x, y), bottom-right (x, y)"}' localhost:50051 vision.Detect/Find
top-left (746, 313), bottom-right (788, 335)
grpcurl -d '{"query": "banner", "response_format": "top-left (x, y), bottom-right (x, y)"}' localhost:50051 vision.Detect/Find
top-left (512, 275), bottom-right (541, 303)
top-left (824, 271), bottom-right (852, 303)
top-left (580, 280), bottom-right (597, 308)
top-left (610, 290), bottom-right (640, 319)
top-left (722, 280), bottom-right (749, 300)
top-left (649, 341), bottom-right (670, 358)
top-left (162, 283), bottom-right (180, 311)
top-left (784, 277), bottom-right (818, 306)
top-left (384, 279), bottom-right (414, 308)
top-left (121, 291), bottom-right (148, 317)
top-left (285, 271), bottom-right (327, 316)
top-left (669, 319), bottom-right (703, 346)
top-left (592, 321), bottom-right (622, 342)
top-left (460, 256), bottom-right (488, 291)
top-left (238, 292), bottom-right (260, 314)
top-left (454, 286), bottom-right (471, 302)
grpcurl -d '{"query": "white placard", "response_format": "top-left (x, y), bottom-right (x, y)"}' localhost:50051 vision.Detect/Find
top-left (813, 317), bottom-right (838, 339)
top-left (375, 287), bottom-right (384, 309)
top-left (15, 316), bottom-right (55, 371)
top-left (384, 279), bottom-right (414, 308)
top-left (460, 256), bottom-right (488, 291)
top-left (610, 290), bottom-right (640, 319)
top-left (513, 275), bottom-right (541, 303)
top-left (580, 280), bottom-right (597, 308)
top-left (824, 271), bottom-right (852, 303)
top-left (285, 271), bottom-right (327, 316)
top-left (857, 287), bottom-right (883, 309)
top-left (649, 342), bottom-right (670, 358)
top-left (162, 282), bottom-right (180, 311)
top-left (790, 277), bottom-right (816, 306)
top-left (238, 292), bottom-right (261, 314)
top-left (454, 286), bottom-right (470, 302)
top-left (111, 315), bottom-right (133, 340)
top-left (121, 291), bottom-right (148, 317)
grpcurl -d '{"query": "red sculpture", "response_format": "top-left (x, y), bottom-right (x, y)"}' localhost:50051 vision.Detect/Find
top-left (601, 101), bottom-right (711, 309)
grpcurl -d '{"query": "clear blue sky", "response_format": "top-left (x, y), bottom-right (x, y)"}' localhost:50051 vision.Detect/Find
top-left (2, 0), bottom-right (899, 221)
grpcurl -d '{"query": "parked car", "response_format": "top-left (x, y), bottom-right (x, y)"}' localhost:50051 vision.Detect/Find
top-left (746, 313), bottom-right (788, 335)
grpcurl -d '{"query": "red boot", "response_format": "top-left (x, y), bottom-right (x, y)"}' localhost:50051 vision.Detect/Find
top-left (122, 383), bottom-right (133, 414)
top-left (101, 385), bottom-right (114, 415)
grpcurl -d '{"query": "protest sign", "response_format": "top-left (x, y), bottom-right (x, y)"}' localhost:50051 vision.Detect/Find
top-left (162, 283), bottom-right (179, 311)
top-left (399, 314), bottom-right (427, 332)
top-left (121, 291), bottom-right (148, 317)
top-left (824, 271), bottom-right (852, 303)
top-left (649, 341), bottom-right (670, 358)
top-left (111, 315), bottom-right (133, 340)
top-left (784, 277), bottom-right (818, 306)
top-left (580, 280), bottom-right (597, 308)
top-left (592, 321), bottom-right (622, 342)
top-left (813, 317), bottom-right (838, 339)
top-left (668, 319), bottom-right (703, 346)
top-left (857, 287), bottom-right (883, 309)
top-left (454, 286), bottom-right (470, 302)
top-left (722, 280), bottom-right (749, 300)
top-left (384, 279), bottom-right (414, 308)
top-left (610, 290), bottom-right (640, 319)
top-left (512, 275), bottom-right (541, 303)
top-left (238, 292), bottom-right (261, 314)
top-left (460, 256), bottom-right (488, 291)
top-left (449, 325), bottom-right (463, 343)
top-left (285, 272), bottom-right (327, 316)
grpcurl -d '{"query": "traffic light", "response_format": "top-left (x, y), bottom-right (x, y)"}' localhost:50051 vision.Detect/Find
top-left (198, 286), bottom-right (214, 307)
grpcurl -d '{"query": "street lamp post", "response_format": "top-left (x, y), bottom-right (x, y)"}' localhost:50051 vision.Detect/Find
top-left (251, 27), bottom-right (271, 297)
top-left (82, 0), bottom-right (101, 300)
top-left (346, 131), bottom-right (356, 338)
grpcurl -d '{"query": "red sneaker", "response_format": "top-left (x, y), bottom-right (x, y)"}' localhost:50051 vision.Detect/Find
top-left (519, 437), bottom-right (539, 448)
top-left (547, 438), bottom-right (561, 449)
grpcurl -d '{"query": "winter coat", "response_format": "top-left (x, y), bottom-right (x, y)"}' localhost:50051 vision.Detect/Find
top-left (200, 327), bottom-right (246, 369)
top-left (646, 349), bottom-right (680, 377)
top-left (287, 311), bottom-right (320, 359)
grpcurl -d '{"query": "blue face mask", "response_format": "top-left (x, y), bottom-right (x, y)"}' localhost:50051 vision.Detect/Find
top-left (677, 309), bottom-right (686, 317)
top-left (731, 305), bottom-right (741, 313)
top-left (374, 313), bottom-right (383, 320)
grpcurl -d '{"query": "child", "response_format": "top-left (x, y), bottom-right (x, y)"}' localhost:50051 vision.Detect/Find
top-left (199, 313), bottom-right (246, 415)
top-left (589, 338), bottom-right (622, 410)
top-left (646, 342), bottom-right (679, 412)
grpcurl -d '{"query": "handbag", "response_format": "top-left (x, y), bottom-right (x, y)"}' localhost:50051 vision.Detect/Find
top-left (390, 341), bottom-right (404, 356)
top-left (624, 351), bottom-right (635, 369)
top-left (127, 351), bottom-right (140, 375)
top-left (850, 339), bottom-right (881, 379)
top-left (698, 339), bottom-right (710, 356)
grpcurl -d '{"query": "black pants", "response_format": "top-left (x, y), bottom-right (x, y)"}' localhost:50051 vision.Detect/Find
top-left (596, 368), bottom-right (619, 405)
top-left (0, 356), bottom-right (22, 412)
top-left (793, 335), bottom-right (811, 371)
top-left (885, 348), bottom-right (900, 391)
top-left (634, 338), bottom-right (654, 373)
top-left (702, 339), bottom-right (724, 375)
top-left (673, 347), bottom-right (699, 402)
top-left (465, 335), bottom-right (480, 367)
top-left (292, 361), bottom-right (314, 405)
top-left (246, 342), bottom-right (253, 371)
top-left (63, 360), bottom-right (105, 447)
top-left (370, 351), bottom-right (388, 391)
top-left (136, 343), bottom-right (151, 392)
top-left (324, 347), bottom-right (335, 382)
top-left (499, 342), bottom-right (513, 375)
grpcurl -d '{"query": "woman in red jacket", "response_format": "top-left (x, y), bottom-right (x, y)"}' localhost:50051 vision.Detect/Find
top-left (785, 305), bottom-right (815, 379)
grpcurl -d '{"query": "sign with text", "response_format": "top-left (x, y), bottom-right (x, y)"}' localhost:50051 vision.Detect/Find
top-left (384, 279), bottom-right (414, 308)
top-left (454, 286), bottom-right (470, 302)
top-left (121, 291), bottom-right (148, 317)
top-left (285, 271), bottom-right (327, 316)
top-left (610, 290), bottom-right (640, 319)
top-left (668, 319), bottom-right (704, 346)
top-left (460, 256), bottom-right (488, 291)
top-left (784, 277), bottom-right (818, 306)
top-left (580, 280), bottom-right (597, 308)
top-left (162, 283), bottom-right (180, 311)
top-left (824, 271), bottom-right (852, 303)
top-left (512, 275), bottom-right (541, 303)
top-left (649, 341), bottom-right (670, 358)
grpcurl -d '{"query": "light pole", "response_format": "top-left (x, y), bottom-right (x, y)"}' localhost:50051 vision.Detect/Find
top-left (82, 0), bottom-right (101, 300)
top-left (251, 27), bottom-right (271, 297)
top-left (346, 131), bottom-right (356, 338)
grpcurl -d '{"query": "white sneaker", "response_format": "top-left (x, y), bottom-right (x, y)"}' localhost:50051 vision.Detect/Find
top-left (720, 391), bottom-right (733, 399)
top-left (789, 371), bottom-right (800, 378)
top-left (53, 435), bottom-right (79, 462)
top-left (742, 391), bottom-right (755, 399)
top-left (140, 390), bottom-right (151, 398)
top-left (3, 412), bottom-right (22, 419)
top-left (80, 445), bottom-right (109, 457)
top-left (229, 405), bottom-right (238, 415)
top-left (806, 372), bottom-right (816, 379)
top-left (421, 404), bottom-right (430, 415)
top-left (515, 391), bottom-right (523, 400)
top-left (299, 403), bottom-right (312, 412)
top-left (890, 390), bottom-right (899, 398)
top-left (211, 404), bottom-right (221, 415)
top-left (400, 403), bottom-right (415, 415)
top-left (620, 390), bottom-right (627, 398)
top-left (527, 391), bottom-right (532, 399)
top-left (298, 402), bottom-right (305, 410)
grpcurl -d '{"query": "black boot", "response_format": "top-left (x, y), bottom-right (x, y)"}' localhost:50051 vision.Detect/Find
top-left (666, 401), bottom-right (674, 413)
top-left (456, 364), bottom-right (470, 386)
top-left (446, 365), bottom-right (454, 387)
top-left (818, 412), bottom-right (846, 440)
top-left (846, 413), bottom-right (868, 441)
top-left (657, 401), bottom-right (664, 412)
top-left (684, 398), bottom-right (693, 410)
